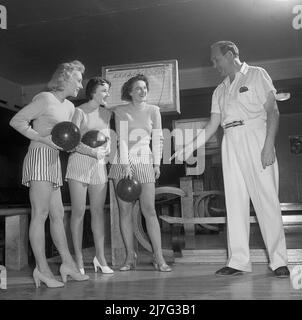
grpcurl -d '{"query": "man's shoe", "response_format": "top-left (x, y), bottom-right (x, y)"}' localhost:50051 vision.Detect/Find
top-left (215, 266), bottom-right (243, 276)
top-left (274, 266), bottom-right (290, 278)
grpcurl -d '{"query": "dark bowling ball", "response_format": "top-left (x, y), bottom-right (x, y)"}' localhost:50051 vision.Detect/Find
top-left (81, 130), bottom-right (108, 148)
top-left (116, 178), bottom-right (142, 202)
top-left (51, 121), bottom-right (81, 151)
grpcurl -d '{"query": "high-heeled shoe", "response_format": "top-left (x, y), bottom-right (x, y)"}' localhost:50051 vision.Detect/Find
top-left (93, 257), bottom-right (114, 274)
top-left (76, 259), bottom-right (85, 275)
top-left (153, 261), bottom-right (172, 272)
top-left (79, 267), bottom-right (85, 275)
top-left (33, 267), bottom-right (64, 288)
top-left (119, 252), bottom-right (137, 271)
top-left (59, 264), bottom-right (90, 283)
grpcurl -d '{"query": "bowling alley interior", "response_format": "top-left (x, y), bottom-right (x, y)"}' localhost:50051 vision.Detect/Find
top-left (1, 0), bottom-right (302, 301)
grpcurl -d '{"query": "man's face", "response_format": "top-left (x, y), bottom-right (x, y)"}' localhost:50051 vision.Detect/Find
top-left (211, 46), bottom-right (231, 78)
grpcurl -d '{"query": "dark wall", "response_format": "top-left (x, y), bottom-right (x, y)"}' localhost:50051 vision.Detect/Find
top-left (0, 108), bottom-right (28, 204)
top-left (277, 113), bottom-right (302, 203)
top-left (159, 87), bottom-right (215, 186)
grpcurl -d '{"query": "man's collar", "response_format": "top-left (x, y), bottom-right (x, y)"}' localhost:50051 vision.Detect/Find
top-left (222, 62), bottom-right (249, 85)
top-left (240, 62), bottom-right (249, 75)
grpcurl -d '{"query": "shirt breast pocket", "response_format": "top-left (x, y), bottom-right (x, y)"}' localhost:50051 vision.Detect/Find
top-left (237, 86), bottom-right (255, 105)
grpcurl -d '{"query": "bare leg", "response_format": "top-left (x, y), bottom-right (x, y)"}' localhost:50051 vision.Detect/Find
top-left (139, 183), bottom-right (166, 265)
top-left (113, 179), bottom-right (136, 263)
top-left (49, 187), bottom-right (78, 270)
top-left (88, 182), bottom-right (108, 265)
top-left (29, 181), bottom-right (54, 278)
top-left (68, 179), bottom-right (88, 269)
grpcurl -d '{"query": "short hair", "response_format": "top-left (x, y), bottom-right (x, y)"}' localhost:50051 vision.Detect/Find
top-left (121, 74), bottom-right (149, 102)
top-left (211, 41), bottom-right (239, 57)
top-left (86, 77), bottom-right (111, 100)
top-left (47, 60), bottom-right (85, 91)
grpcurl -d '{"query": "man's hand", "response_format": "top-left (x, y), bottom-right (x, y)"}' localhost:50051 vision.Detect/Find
top-left (262, 91), bottom-right (279, 169)
top-left (169, 147), bottom-right (192, 162)
top-left (154, 165), bottom-right (160, 179)
top-left (261, 143), bottom-right (276, 169)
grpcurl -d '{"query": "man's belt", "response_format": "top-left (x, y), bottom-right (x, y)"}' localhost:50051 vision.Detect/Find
top-left (223, 120), bottom-right (244, 129)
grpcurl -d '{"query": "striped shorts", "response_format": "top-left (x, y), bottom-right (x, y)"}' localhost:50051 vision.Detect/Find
top-left (22, 147), bottom-right (62, 188)
top-left (65, 152), bottom-right (108, 185)
top-left (108, 153), bottom-right (155, 184)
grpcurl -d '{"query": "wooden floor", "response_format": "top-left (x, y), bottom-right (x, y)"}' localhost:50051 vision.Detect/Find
top-left (1, 227), bottom-right (302, 300)
top-left (1, 255), bottom-right (302, 300)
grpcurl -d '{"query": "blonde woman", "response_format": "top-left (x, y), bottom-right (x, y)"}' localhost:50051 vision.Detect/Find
top-left (9, 60), bottom-right (89, 288)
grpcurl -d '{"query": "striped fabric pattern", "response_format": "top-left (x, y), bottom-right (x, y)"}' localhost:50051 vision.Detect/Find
top-left (22, 147), bottom-right (62, 188)
top-left (108, 153), bottom-right (155, 183)
top-left (65, 152), bottom-right (108, 185)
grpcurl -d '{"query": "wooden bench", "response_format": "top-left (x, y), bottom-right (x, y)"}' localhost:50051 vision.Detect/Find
top-left (160, 203), bottom-right (302, 225)
top-left (1, 207), bottom-right (31, 270)
top-left (159, 203), bottom-right (302, 254)
top-left (0, 205), bottom-right (99, 270)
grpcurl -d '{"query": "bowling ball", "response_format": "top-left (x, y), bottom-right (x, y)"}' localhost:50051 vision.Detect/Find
top-left (81, 130), bottom-right (108, 148)
top-left (116, 178), bottom-right (142, 202)
top-left (51, 121), bottom-right (81, 151)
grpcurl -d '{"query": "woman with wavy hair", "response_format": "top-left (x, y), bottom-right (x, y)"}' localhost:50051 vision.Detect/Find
top-left (10, 60), bottom-right (89, 288)
top-left (109, 74), bottom-right (172, 272)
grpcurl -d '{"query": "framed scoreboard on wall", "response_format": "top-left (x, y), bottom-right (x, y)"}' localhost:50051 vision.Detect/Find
top-left (102, 60), bottom-right (180, 114)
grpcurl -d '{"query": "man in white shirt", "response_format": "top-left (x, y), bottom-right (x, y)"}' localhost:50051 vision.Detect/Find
top-left (173, 41), bottom-right (289, 277)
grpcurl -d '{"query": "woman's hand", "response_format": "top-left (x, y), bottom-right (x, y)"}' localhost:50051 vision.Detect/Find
top-left (103, 140), bottom-right (111, 155)
top-left (38, 135), bottom-right (63, 150)
top-left (122, 164), bottom-right (132, 179)
top-left (154, 165), bottom-right (160, 180)
top-left (96, 141), bottom-right (111, 160)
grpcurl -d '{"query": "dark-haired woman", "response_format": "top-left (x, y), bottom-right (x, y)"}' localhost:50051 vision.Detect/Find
top-left (66, 77), bottom-right (114, 275)
top-left (9, 61), bottom-right (89, 287)
top-left (109, 74), bottom-right (172, 272)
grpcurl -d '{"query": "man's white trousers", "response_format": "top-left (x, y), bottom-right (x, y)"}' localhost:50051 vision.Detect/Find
top-left (221, 121), bottom-right (288, 272)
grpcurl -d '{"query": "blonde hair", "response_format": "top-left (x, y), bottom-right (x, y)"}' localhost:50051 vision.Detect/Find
top-left (47, 60), bottom-right (85, 91)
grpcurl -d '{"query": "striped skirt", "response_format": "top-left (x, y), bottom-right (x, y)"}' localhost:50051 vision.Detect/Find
top-left (22, 147), bottom-right (62, 188)
top-left (108, 153), bottom-right (155, 184)
top-left (65, 152), bottom-right (108, 185)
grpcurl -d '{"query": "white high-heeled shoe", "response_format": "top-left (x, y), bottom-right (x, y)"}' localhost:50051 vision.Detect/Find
top-left (33, 267), bottom-right (64, 288)
top-left (79, 267), bottom-right (85, 275)
top-left (59, 264), bottom-right (90, 283)
top-left (153, 261), bottom-right (172, 272)
top-left (93, 257), bottom-right (114, 274)
top-left (152, 254), bottom-right (172, 272)
top-left (119, 252), bottom-right (137, 271)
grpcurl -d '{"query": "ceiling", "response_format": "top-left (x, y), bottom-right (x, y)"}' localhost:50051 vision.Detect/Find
top-left (1, 0), bottom-right (302, 86)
